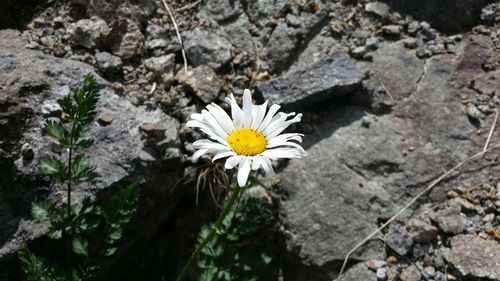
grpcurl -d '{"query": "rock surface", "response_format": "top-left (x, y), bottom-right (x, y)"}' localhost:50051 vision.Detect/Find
top-left (183, 28), bottom-right (233, 70)
top-left (255, 52), bottom-right (365, 109)
top-left (447, 235), bottom-right (500, 280)
top-left (0, 30), bottom-right (183, 258)
top-left (278, 39), bottom-right (498, 268)
top-left (1, 0), bottom-right (499, 279)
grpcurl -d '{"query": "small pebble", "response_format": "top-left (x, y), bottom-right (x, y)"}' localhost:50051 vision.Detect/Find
top-left (424, 266), bottom-right (436, 277)
top-left (376, 267), bottom-right (387, 281)
top-left (21, 143), bottom-right (34, 160)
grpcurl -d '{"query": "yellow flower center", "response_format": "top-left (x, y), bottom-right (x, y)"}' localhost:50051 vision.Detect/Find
top-left (227, 128), bottom-right (267, 156)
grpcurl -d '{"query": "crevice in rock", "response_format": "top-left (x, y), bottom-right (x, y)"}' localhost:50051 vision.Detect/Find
top-left (415, 58), bottom-right (429, 95)
top-left (0, 0), bottom-right (46, 29)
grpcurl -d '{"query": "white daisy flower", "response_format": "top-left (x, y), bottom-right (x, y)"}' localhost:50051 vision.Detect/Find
top-left (186, 89), bottom-right (307, 187)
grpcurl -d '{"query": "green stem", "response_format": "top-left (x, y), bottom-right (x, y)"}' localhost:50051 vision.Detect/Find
top-left (175, 184), bottom-right (244, 281)
top-left (66, 122), bottom-right (76, 278)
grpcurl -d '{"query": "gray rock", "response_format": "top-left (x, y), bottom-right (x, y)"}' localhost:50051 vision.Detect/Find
top-left (376, 267), bottom-right (387, 281)
top-left (95, 51), bottom-right (123, 78)
top-left (407, 218), bottom-right (438, 243)
top-left (256, 52), bottom-right (365, 109)
top-left (466, 103), bottom-right (484, 120)
top-left (424, 266), bottom-right (436, 277)
top-left (204, 0), bottom-right (243, 22)
top-left (402, 38), bottom-right (418, 49)
top-left (407, 21), bottom-right (420, 34)
top-left (358, 42), bottom-right (423, 100)
top-left (145, 24), bottom-right (170, 50)
top-left (382, 25), bottom-right (403, 37)
top-left (352, 46), bottom-right (368, 59)
top-left (365, 2), bottom-right (391, 18)
top-left (366, 37), bottom-right (380, 50)
top-left (68, 17), bottom-right (110, 49)
top-left (481, 5), bottom-right (495, 23)
top-left (385, 227), bottom-right (413, 256)
top-left (416, 46), bottom-right (431, 58)
top-left (0, 30), bottom-right (183, 261)
top-left (265, 11), bottom-right (328, 73)
top-left (143, 54), bottom-right (175, 84)
top-left (447, 235), bottom-right (500, 280)
top-left (436, 206), bottom-right (472, 234)
top-left (222, 16), bottom-right (255, 54)
top-left (279, 41), bottom-right (493, 268)
top-left (107, 18), bottom-right (145, 59)
top-left (264, 23), bottom-right (299, 73)
top-left (419, 28), bottom-right (435, 41)
top-left (400, 265), bottom-right (422, 281)
top-left (174, 66), bottom-right (222, 104)
top-left (183, 28), bottom-right (233, 70)
top-left (338, 262), bottom-right (377, 281)
top-left (428, 44), bottom-right (445, 55)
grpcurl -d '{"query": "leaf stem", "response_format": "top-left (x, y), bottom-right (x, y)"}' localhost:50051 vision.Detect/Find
top-left (66, 121), bottom-right (76, 278)
top-left (175, 184), bottom-right (244, 281)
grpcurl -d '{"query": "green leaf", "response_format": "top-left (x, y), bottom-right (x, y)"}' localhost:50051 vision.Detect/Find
top-left (198, 266), bottom-right (217, 281)
top-left (71, 154), bottom-right (98, 182)
top-left (101, 183), bottom-right (140, 226)
top-left (31, 202), bottom-right (52, 221)
top-left (44, 120), bottom-right (69, 143)
top-left (103, 247), bottom-right (117, 257)
top-left (47, 228), bottom-right (63, 239)
top-left (38, 156), bottom-right (66, 182)
top-left (72, 237), bottom-right (88, 256)
top-left (260, 253), bottom-right (272, 265)
top-left (73, 125), bottom-right (94, 148)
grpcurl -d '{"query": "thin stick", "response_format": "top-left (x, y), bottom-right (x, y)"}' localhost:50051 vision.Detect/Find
top-left (161, 0), bottom-right (188, 73)
top-left (176, 0), bottom-right (202, 12)
top-left (148, 82), bottom-right (157, 95)
top-left (483, 110), bottom-right (498, 152)
top-left (336, 142), bottom-right (500, 278)
top-left (380, 82), bottom-right (396, 105)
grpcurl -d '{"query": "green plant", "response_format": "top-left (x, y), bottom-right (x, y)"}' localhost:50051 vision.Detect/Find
top-left (19, 74), bottom-right (140, 281)
top-left (196, 197), bottom-right (272, 281)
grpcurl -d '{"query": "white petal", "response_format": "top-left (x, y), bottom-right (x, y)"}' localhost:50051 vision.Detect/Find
top-left (260, 147), bottom-right (306, 160)
top-left (225, 156), bottom-right (244, 169)
top-left (186, 120), bottom-right (229, 146)
top-left (267, 133), bottom-right (304, 147)
top-left (207, 103), bottom-right (235, 134)
top-left (226, 94), bottom-right (244, 128)
top-left (212, 151), bottom-right (235, 162)
top-left (192, 149), bottom-right (209, 162)
top-left (254, 155), bottom-right (275, 176)
top-left (237, 158), bottom-right (251, 187)
top-left (193, 139), bottom-right (229, 150)
top-left (261, 112), bottom-right (295, 136)
top-left (189, 113), bottom-right (204, 122)
top-left (251, 101), bottom-right (269, 130)
top-left (201, 109), bottom-right (229, 138)
top-left (264, 113), bottom-right (303, 139)
top-left (257, 104), bottom-right (281, 131)
top-left (251, 157), bottom-right (260, 170)
top-left (242, 89), bottom-right (253, 128)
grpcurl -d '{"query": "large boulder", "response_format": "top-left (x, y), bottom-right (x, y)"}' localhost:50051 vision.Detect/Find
top-left (0, 30), bottom-right (184, 259)
top-left (255, 52), bottom-right (365, 109)
top-left (276, 40), bottom-right (499, 271)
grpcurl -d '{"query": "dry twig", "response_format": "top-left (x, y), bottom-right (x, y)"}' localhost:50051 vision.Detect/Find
top-left (161, 0), bottom-right (188, 72)
top-left (337, 141), bottom-right (500, 278)
top-left (380, 82), bottom-right (396, 105)
top-left (483, 110), bottom-right (499, 152)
